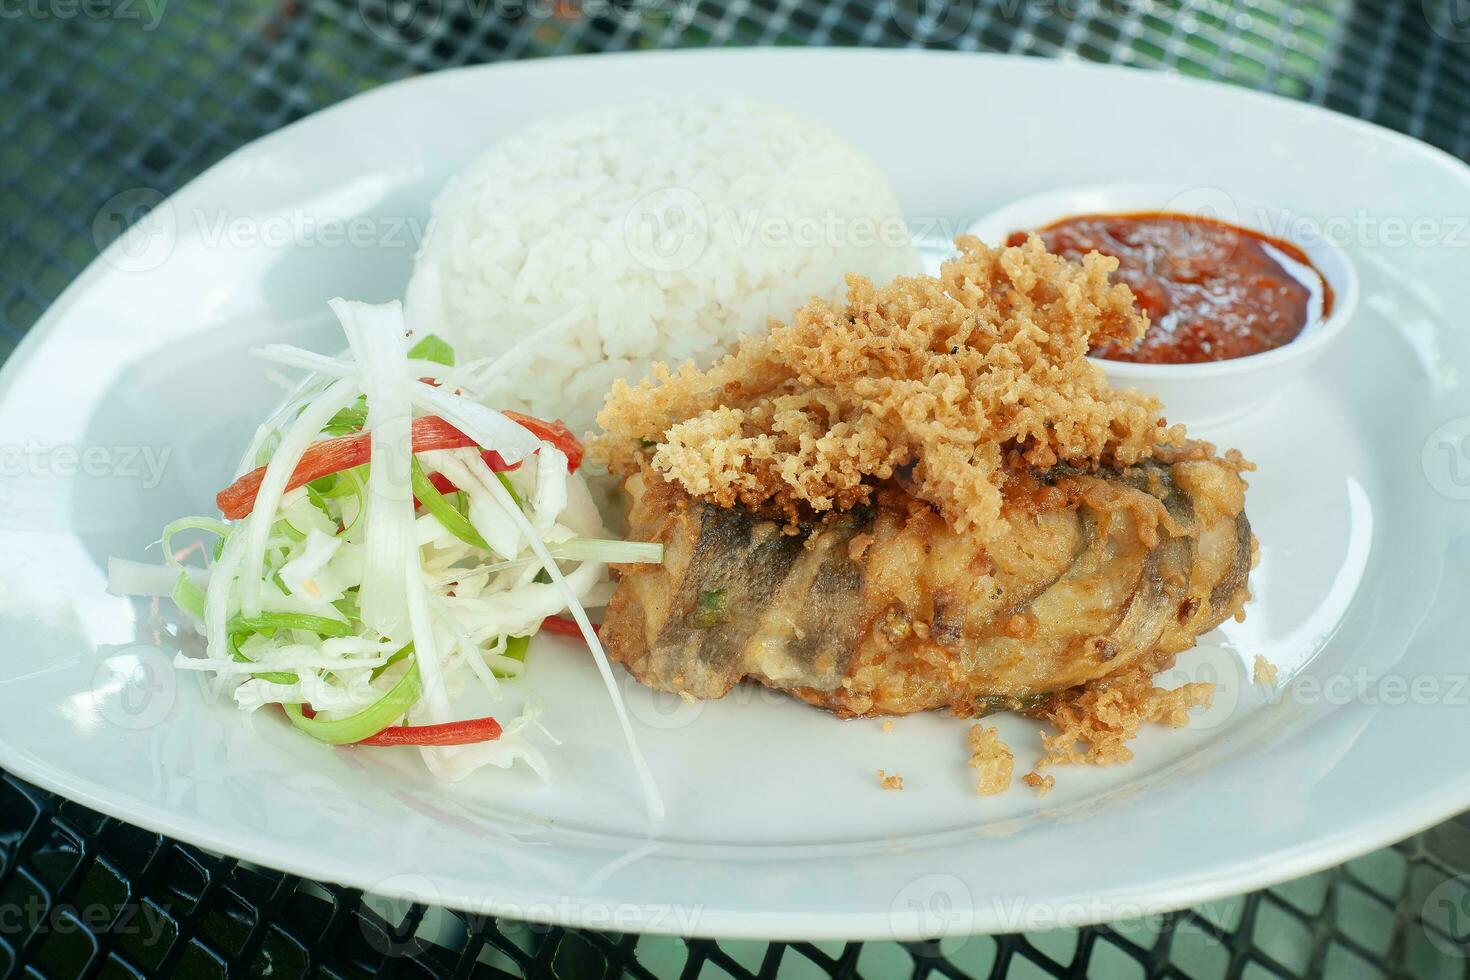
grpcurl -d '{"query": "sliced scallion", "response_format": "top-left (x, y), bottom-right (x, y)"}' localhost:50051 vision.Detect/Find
top-left (411, 457), bottom-right (490, 551)
top-left (320, 397), bottom-right (368, 436)
top-left (227, 612), bottom-right (354, 638)
top-left (494, 634), bottom-right (531, 680)
top-left (159, 516), bottom-right (231, 569)
top-left (171, 571), bottom-right (207, 619)
top-left (692, 589), bottom-right (727, 629)
top-left (227, 633), bottom-right (298, 686)
top-left (283, 659), bottom-right (422, 744)
top-left (407, 333), bottom-right (455, 367)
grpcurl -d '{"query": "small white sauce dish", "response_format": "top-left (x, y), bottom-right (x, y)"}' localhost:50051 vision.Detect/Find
top-left (965, 182), bottom-right (1360, 427)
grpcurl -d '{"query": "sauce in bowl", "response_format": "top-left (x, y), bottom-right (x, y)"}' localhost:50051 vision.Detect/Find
top-left (1007, 212), bottom-right (1333, 364)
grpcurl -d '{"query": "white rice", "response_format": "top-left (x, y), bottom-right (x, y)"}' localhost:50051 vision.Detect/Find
top-left (404, 100), bottom-right (921, 434)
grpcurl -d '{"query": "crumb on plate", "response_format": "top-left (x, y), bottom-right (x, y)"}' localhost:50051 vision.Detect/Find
top-left (876, 769), bottom-right (904, 790)
top-left (966, 724), bottom-right (1014, 796)
top-left (882, 719), bottom-right (894, 733)
top-left (1253, 655), bottom-right (1278, 686)
top-left (1022, 771), bottom-right (1055, 797)
top-left (1034, 663), bottom-right (1215, 769)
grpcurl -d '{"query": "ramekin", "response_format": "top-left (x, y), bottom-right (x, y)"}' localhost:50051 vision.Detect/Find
top-left (966, 182), bottom-right (1359, 427)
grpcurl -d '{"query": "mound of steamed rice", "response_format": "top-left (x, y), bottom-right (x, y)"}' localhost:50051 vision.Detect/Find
top-left (404, 100), bottom-right (921, 434)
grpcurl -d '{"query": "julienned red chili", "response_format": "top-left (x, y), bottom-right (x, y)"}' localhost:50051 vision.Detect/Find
top-left (290, 705), bottom-right (504, 747)
top-left (355, 716), bottom-right (504, 746)
top-left (216, 409), bottom-right (583, 519)
top-left (540, 615), bottom-right (599, 638)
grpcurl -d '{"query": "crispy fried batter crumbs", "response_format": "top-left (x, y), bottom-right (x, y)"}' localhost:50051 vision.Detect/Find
top-left (1034, 666), bottom-right (1214, 770)
top-left (876, 769), bottom-right (904, 790)
top-left (966, 725), bottom-right (1014, 796)
top-left (1022, 772), bottom-right (1055, 797)
top-left (597, 236), bottom-right (1184, 539)
top-left (882, 719), bottom-right (895, 733)
top-left (1253, 655), bottom-right (1279, 687)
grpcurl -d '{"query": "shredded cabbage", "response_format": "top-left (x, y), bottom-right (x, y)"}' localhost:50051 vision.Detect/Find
top-left (334, 298), bottom-right (416, 642)
top-left (237, 377), bottom-right (362, 619)
top-left (112, 303), bottom-right (666, 819)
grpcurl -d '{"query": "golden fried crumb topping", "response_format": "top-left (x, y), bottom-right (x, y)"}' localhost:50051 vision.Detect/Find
top-left (1035, 668), bottom-right (1214, 769)
top-left (966, 724), bottom-right (1014, 796)
top-left (597, 236), bottom-right (1184, 539)
top-left (876, 769), bottom-right (904, 790)
top-left (1252, 655), bottom-right (1278, 687)
top-left (1022, 772), bottom-right (1055, 797)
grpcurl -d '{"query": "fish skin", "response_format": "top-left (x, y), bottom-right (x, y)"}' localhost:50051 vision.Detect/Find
top-left (601, 454), bottom-right (1253, 718)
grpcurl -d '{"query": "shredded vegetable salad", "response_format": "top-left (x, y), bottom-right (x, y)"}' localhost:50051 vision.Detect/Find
top-left (107, 299), bottom-right (666, 819)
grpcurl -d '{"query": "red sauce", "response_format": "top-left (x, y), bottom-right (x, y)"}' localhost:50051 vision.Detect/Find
top-left (1007, 212), bottom-right (1332, 364)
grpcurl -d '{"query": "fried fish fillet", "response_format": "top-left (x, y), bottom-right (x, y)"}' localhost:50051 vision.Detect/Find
top-left (600, 448), bottom-right (1252, 718)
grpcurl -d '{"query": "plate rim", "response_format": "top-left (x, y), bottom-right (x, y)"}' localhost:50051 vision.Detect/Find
top-left (7, 733), bottom-right (1470, 940)
top-left (4, 46), bottom-right (1470, 940)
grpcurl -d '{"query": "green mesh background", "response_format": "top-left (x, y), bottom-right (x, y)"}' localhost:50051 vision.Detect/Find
top-left (4, 2), bottom-right (1470, 976)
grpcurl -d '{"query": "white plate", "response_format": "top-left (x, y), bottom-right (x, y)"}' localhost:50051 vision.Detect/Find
top-left (3, 49), bottom-right (1470, 941)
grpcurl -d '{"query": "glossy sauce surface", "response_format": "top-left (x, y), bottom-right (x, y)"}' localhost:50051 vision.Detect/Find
top-left (1009, 212), bottom-right (1332, 364)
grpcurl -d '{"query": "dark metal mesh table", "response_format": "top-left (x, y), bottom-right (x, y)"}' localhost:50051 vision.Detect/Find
top-left (5, 1), bottom-right (1470, 977)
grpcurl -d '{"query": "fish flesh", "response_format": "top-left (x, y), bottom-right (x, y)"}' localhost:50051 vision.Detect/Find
top-left (599, 447), bottom-right (1253, 718)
